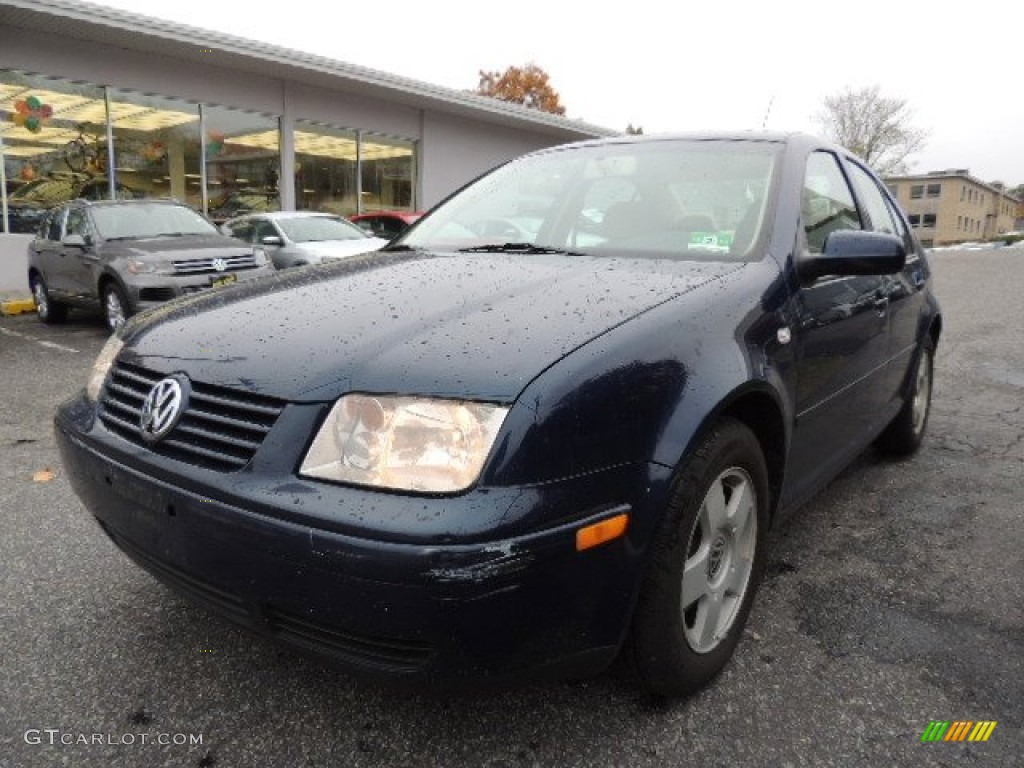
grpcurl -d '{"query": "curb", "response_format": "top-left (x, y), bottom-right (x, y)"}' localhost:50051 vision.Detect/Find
top-left (1, 298), bottom-right (35, 316)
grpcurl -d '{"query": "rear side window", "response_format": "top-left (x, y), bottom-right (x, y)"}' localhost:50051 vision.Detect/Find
top-left (802, 152), bottom-right (861, 253)
top-left (846, 162), bottom-right (899, 236)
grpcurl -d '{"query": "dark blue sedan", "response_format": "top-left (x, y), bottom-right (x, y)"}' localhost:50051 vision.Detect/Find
top-left (56, 132), bottom-right (941, 696)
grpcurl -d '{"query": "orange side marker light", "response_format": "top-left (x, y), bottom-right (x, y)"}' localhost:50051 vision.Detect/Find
top-left (576, 513), bottom-right (629, 551)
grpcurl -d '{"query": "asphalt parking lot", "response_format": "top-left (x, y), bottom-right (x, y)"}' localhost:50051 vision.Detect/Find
top-left (1, 249), bottom-right (1021, 768)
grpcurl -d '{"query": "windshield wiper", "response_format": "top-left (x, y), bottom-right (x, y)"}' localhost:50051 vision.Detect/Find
top-left (381, 243), bottom-right (427, 252)
top-left (458, 243), bottom-right (585, 256)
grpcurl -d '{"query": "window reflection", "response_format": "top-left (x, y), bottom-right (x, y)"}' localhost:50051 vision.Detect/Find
top-left (294, 121), bottom-right (358, 216)
top-left (108, 89), bottom-right (200, 207)
top-left (1, 72), bottom-right (106, 233)
top-left (203, 105), bottom-right (280, 223)
top-left (361, 133), bottom-right (415, 212)
top-left (2, 69), bottom-right (414, 233)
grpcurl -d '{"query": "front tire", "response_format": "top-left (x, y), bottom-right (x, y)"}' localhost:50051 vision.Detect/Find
top-left (625, 417), bottom-right (769, 697)
top-left (101, 282), bottom-right (131, 332)
top-left (876, 341), bottom-right (934, 456)
top-left (31, 275), bottom-right (68, 324)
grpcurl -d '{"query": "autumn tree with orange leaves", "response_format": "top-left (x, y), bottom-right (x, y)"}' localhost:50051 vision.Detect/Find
top-left (477, 64), bottom-right (566, 115)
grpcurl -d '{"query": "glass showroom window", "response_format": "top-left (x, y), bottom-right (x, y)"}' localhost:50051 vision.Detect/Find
top-left (361, 133), bottom-right (416, 213)
top-left (107, 89), bottom-right (201, 208)
top-left (1, 70), bottom-right (106, 233)
top-left (294, 121), bottom-right (358, 216)
top-left (202, 104), bottom-right (281, 222)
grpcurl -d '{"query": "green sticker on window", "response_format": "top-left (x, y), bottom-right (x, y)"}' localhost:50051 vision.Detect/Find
top-left (687, 231), bottom-right (733, 252)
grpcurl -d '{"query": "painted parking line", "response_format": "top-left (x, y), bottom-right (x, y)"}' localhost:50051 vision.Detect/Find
top-left (0, 326), bottom-right (80, 353)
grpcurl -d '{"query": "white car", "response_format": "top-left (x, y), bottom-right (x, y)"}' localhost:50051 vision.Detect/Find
top-left (221, 211), bottom-right (388, 269)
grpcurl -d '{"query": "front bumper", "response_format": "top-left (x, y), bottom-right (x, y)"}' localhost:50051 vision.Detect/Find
top-left (55, 395), bottom-right (670, 688)
top-left (124, 265), bottom-right (274, 311)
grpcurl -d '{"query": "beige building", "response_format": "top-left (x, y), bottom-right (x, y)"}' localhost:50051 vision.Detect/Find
top-left (886, 170), bottom-right (1020, 246)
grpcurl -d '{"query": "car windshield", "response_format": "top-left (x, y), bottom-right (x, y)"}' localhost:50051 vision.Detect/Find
top-left (91, 203), bottom-right (218, 240)
top-left (402, 139), bottom-right (782, 261)
top-left (276, 215), bottom-right (369, 243)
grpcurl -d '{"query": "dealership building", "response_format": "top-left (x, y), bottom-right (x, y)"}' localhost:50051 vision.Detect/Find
top-left (0, 0), bottom-right (613, 238)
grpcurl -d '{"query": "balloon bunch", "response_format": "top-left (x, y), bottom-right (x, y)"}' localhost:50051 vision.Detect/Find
top-left (10, 95), bottom-right (53, 133)
top-left (205, 132), bottom-right (225, 159)
top-left (141, 141), bottom-right (167, 164)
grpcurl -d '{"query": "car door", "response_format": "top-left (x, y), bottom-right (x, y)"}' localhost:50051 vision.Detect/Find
top-left (845, 160), bottom-right (927, 397)
top-left (61, 205), bottom-right (99, 301)
top-left (32, 206), bottom-right (70, 297)
top-left (785, 150), bottom-right (892, 500)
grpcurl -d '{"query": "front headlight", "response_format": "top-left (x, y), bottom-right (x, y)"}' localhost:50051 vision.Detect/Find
top-left (299, 394), bottom-right (509, 493)
top-left (124, 259), bottom-right (173, 276)
top-left (252, 247), bottom-right (269, 266)
top-left (85, 335), bottom-right (124, 401)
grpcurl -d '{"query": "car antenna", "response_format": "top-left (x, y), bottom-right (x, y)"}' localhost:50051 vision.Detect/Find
top-left (762, 95), bottom-right (775, 130)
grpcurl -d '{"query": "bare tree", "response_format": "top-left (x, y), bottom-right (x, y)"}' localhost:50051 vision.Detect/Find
top-left (816, 85), bottom-right (928, 175)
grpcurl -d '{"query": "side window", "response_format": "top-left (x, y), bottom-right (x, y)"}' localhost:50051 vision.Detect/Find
top-left (226, 221), bottom-right (254, 243)
top-left (65, 208), bottom-right (91, 240)
top-left (846, 162), bottom-right (899, 235)
top-left (882, 195), bottom-right (916, 257)
top-left (47, 207), bottom-right (66, 242)
top-left (379, 219), bottom-right (402, 239)
top-left (252, 220), bottom-right (279, 243)
top-left (803, 152), bottom-right (861, 253)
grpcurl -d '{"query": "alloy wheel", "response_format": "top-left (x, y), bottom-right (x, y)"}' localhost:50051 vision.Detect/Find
top-left (681, 467), bottom-right (758, 654)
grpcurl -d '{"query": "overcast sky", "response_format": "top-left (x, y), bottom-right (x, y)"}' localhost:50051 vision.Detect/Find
top-left (96, 0), bottom-right (1024, 184)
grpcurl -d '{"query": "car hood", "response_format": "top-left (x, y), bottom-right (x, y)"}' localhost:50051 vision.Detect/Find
top-left (290, 238), bottom-right (388, 259)
top-left (100, 233), bottom-right (251, 261)
top-left (121, 250), bottom-right (743, 402)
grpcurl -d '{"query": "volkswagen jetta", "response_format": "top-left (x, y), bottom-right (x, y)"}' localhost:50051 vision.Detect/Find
top-left (56, 132), bottom-right (941, 696)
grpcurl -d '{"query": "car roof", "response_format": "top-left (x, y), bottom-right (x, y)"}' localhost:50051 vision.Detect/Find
top-left (351, 211), bottom-right (423, 220)
top-left (74, 198), bottom-right (188, 208)
top-left (224, 211), bottom-right (339, 223)
top-left (534, 130), bottom-right (838, 157)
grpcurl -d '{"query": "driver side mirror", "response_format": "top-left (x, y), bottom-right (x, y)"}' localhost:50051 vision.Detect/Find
top-left (261, 235), bottom-right (283, 246)
top-left (797, 230), bottom-right (906, 283)
top-left (62, 233), bottom-right (89, 249)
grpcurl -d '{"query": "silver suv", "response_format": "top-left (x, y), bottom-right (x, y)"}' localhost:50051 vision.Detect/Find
top-left (27, 199), bottom-right (273, 331)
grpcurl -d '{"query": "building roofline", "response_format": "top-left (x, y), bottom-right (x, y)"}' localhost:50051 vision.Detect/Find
top-left (885, 169), bottom-right (1020, 201)
top-left (0, 0), bottom-right (618, 140)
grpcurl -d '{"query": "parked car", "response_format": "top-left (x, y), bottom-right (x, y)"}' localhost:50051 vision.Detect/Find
top-left (56, 132), bottom-right (940, 696)
top-left (28, 199), bottom-right (273, 331)
top-left (349, 210), bottom-right (423, 240)
top-left (4, 175), bottom-right (139, 234)
top-left (221, 211), bottom-right (388, 269)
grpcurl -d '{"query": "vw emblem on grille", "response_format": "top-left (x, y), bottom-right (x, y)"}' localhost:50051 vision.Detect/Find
top-left (211, 258), bottom-right (228, 272)
top-left (139, 376), bottom-right (189, 443)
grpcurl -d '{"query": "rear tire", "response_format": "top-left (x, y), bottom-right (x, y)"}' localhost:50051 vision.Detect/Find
top-left (31, 275), bottom-right (68, 324)
top-left (876, 341), bottom-right (934, 456)
top-left (101, 282), bottom-right (131, 332)
top-left (625, 417), bottom-right (769, 697)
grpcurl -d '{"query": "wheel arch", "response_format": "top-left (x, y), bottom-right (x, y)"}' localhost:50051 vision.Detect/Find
top-left (664, 383), bottom-right (788, 522)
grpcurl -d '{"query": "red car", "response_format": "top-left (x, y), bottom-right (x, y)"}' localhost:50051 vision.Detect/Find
top-left (349, 210), bottom-right (423, 240)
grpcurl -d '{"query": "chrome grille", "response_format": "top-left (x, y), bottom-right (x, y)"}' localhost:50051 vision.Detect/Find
top-left (99, 362), bottom-right (285, 471)
top-left (173, 254), bottom-right (258, 274)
